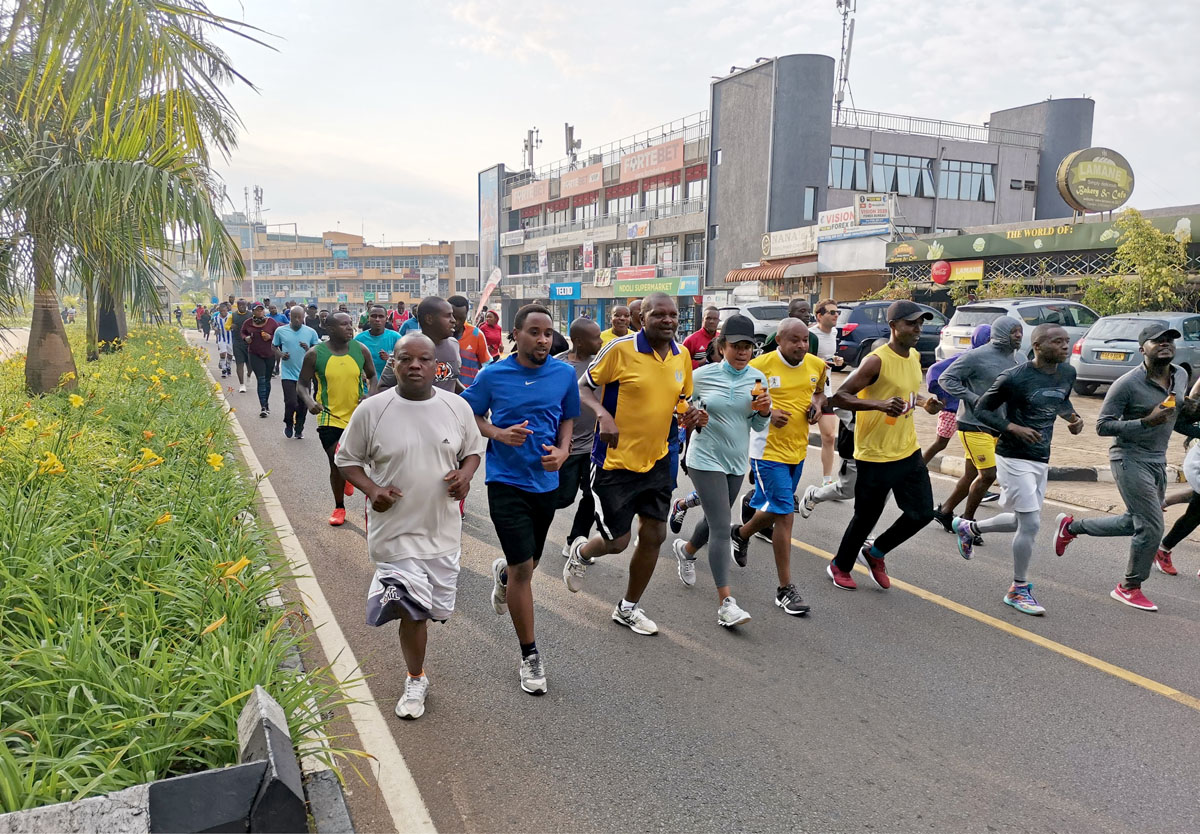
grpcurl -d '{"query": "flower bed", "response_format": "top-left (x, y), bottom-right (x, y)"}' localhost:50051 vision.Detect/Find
top-left (0, 326), bottom-right (341, 812)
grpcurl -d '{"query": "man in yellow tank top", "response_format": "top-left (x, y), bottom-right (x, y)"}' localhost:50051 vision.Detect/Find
top-left (828, 300), bottom-right (943, 591)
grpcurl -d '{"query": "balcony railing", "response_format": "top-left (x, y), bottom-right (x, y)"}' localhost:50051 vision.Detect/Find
top-left (506, 260), bottom-right (706, 288)
top-left (835, 106), bottom-right (1043, 149)
top-left (519, 197), bottom-right (707, 242)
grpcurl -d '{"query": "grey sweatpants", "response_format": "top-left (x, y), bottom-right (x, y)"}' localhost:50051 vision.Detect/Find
top-left (686, 468), bottom-right (744, 588)
top-left (812, 458), bottom-right (857, 504)
top-left (1071, 457), bottom-right (1166, 587)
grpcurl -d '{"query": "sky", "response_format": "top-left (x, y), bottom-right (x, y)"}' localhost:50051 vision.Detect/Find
top-left (210, 0), bottom-right (1200, 243)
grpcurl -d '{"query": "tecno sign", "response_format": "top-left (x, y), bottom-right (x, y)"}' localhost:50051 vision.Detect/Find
top-left (620, 139), bottom-right (684, 183)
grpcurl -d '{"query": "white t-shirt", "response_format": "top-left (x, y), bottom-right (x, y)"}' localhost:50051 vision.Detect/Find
top-left (335, 387), bottom-right (486, 561)
top-left (812, 326), bottom-right (837, 361)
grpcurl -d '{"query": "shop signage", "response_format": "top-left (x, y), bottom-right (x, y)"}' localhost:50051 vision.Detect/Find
top-left (326, 268), bottom-right (357, 278)
top-left (761, 225), bottom-right (817, 259)
top-left (500, 229), bottom-right (526, 247)
top-left (620, 138), bottom-right (684, 183)
top-left (817, 205), bottom-right (887, 241)
top-left (364, 291), bottom-right (376, 301)
top-left (583, 240), bottom-right (594, 270)
top-left (332, 244), bottom-right (349, 259)
top-left (1056, 147), bottom-right (1134, 214)
top-left (626, 220), bottom-right (650, 240)
top-left (616, 265), bottom-right (656, 282)
top-left (538, 246), bottom-right (548, 275)
top-left (419, 268), bottom-right (438, 297)
top-left (288, 269), bottom-right (303, 277)
top-left (613, 273), bottom-right (699, 296)
top-left (593, 268), bottom-right (612, 288)
top-left (560, 163), bottom-right (604, 198)
top-left (336, 292), bottom-right (348, 303)
top-left (886, 213), bottom-right (1198, 263)
top-left (549, 282), bottom-right (581, 300)
top-left (855, 193), bottom-right (891, 225)
top-left (931, 259), bottom-right (983, 283)
top-left (511, 179), bottom-right (550, 210)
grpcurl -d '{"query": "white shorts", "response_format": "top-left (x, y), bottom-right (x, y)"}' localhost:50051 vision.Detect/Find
top-left (995, 456), bottom-right (1048, 514)
top-left (366, 552), bottom-right (460, 624)
top-left (1183, 443), bottom-right (1200, 493)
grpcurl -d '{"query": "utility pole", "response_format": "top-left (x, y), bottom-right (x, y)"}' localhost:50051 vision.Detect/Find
top-left (244, 185), bottom-right (263, 301)
top-left (834, 0), bottom-right (857, 126)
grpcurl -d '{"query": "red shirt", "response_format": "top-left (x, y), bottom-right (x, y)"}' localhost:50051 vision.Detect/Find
top-left (682, 328), bottom-right (717, 369)
top-left (241, 316), bottom-right (279, 358)
top-left (479, 322), bottom-right (503, 359)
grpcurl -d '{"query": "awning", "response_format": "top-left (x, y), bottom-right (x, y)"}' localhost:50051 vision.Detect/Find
top-left (724, 254), bottom-right (817, 283)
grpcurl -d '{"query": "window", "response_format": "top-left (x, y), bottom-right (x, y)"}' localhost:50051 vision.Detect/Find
top-left (395, 279), bottom-right (419, 294)
top-left (548, 250), bottom-right (572, 273)
top-left (573, 202), bottom-right (598, 224)
top-left (684, 233), bottom-right (705, 263)
top-left (295, 260), bottom-right (314, 275)
top-left (938, 160), bottom-right (996, 202)
top-left (871, 153), bottom-right (935, 197)
top-left (326, 281), bottom-right (337, 294)
top-left (1066, 305), bottom-right (1098, 328)
top-left (454, 253), bottom-right (478, 268)
top-left (394, 256), bottom-right (419, 269)
top-left (606, 193), bottom-right (637, 219)
top-left (548, 208), bottom-right (568, 226)
top-left (685, 178), bottom-right (706, 201)
top-left (709, 224), bottom-right (719, 240)
top-left (520, 254), bottom-right (538, 274)
top-left (364, 281), bottom-right (390, 296)
top-left (365, 258), bottom-right (392, 273)
top-left (712, 149), bottom-right (722, 166)
top-left (643, 182), bottom-right (680, 215)
top-left (803, 186), bottom-right (818, 221)
top-left (606, 242), bottom-right (635, 269)
top-left (829, 146), bottom-right (868, 190)
top-left (893, 225), bottom-right (930, 235)
top-left (1183, 318), bottom-right (1200, 342)
top-left (421, 255), bottom-right (449, 269)
top-left (642, 236), bottom-right (675, 266)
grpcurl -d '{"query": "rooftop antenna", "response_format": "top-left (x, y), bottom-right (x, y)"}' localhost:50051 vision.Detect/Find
top-left (523, 127), bottom-right (542, 171)
top-left (564, 123), bottom-right (581, 167)
top-left (834, 0), bottom-right (856, 126)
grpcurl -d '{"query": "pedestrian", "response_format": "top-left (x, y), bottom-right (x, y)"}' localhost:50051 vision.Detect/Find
top-left (240, 303), bottom-right (280, 418)
top-left (379, 297), bottom-right (461, 393)
top-left (305, 304), bottom-right (323, 338)
top-left (267, 304), bottom-right (286, 325)
top-left (554, 317), bottom-right (602, 558)
top-left (480, 309), bottom-right (503, 360)
top-left (354, 305), bottom-right (402, 380)
top-left (1055, 324), bottom-right (1197, 612)
top-left (227, 299), bottom-right (253, 393)
top-left (1155, 392), bottom-right (1200, 577)
top-left (672, 314), bottom-right (773, 626)
top-left (810, 300), bottom-right (846, 486)
top-left (729, 317), bottom-right (825, 616)
top-left (682, 306), bottom-right (720, 370)
top-left (199, 307), bottom-right (212, 341)
top-left (66, 306), bottom-right (76, 324)
top-left (951, 323), bottom-right (1084, 614)
top-left (214, 302), bottom-right (233, 378)
top-left (600, 305), bottom-right (632, 346)
top-left (174, 306), bottom-right (182, 326)
top-left (922, 324), bottom-right (990, 466)
top-left (827, 300), bottom-right (943, 591)
top-left (463, 305), bottom-right (580, 694)
top-left (447, 295), bottom-right (492, 387)
top-left (760, 298), bottom-right (815, 354)
top-left (335, 333), bottom-right (485, 720)
top-left (563, 292), bottom-right (704, 635)
top-left (297, 312), bottom-right (376, 526)
top-left (935, 317), bottom-right (1023, 540)
top-left (273, 305), bottom-right (320, 439)
top-left (628, 299), bottom-right (643, 333)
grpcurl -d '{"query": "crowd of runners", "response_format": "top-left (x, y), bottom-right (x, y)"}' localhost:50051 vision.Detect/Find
top-left (200, 290), bottom-right (1200, 720)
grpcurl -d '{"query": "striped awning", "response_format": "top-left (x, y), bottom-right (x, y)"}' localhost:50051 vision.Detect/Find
top-left (724, 254), bottom-right (817, 283)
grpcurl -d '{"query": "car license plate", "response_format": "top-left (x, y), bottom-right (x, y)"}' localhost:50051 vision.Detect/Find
top-left (957, 337), bottom-right (971, 345)
top-left (1098, 351), bottom-right (1128, 361)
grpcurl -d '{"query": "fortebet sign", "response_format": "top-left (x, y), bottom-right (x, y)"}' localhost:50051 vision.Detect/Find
top-left (1056, 147), bottom-right (1134, 213)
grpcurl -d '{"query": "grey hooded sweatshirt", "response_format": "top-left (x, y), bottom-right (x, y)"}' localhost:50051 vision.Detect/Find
top-left (939, 315), bottom-right (1022, 435)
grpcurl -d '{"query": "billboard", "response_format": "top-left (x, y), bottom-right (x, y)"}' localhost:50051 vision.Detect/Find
top-left (511, 179), bottom-right (550, 210)
top-left (419, 268), bottom-right (439, 297)
top-left (1056, 148), bottom-right (1134, 214)
top-left (620, 138), bottom-right (684, 183)
top-left (560, 163), bottom-right (604, 197)
top-left (478, 165), bottom-right (504, 293)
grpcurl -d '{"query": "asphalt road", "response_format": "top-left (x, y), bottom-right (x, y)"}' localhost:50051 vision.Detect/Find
top-left (192, 333), bottom-right (1200, 834)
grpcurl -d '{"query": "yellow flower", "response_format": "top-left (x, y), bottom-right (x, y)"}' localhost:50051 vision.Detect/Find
top-left (221, 556), bottom-right (250, 578)
top-left (149, 375), bottom-right (160, 384)
top-left (61, 371), bottom-right (76, 382)
top-left (154, 512), bottom-right (172, 525)
top-left (68, 394), bottom-right (84, 408)
top-left (156, 367), bottom-right (167, 376)
top-left (22, 418), bottom-right (37, 430)
top-left (37, 452), bottom-right (65, 476)
top-left (206, 453), bottom-right (225, 471)
top-left (201, 614), bottom-right (227, 635)
top-left (128, 367), bottom-right (138, 373)
top-left (169, 375), bottom-right (178, 382)
top-left (143, 430), bottom-right (155, 440)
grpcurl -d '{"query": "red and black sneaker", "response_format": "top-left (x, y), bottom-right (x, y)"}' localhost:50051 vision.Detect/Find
top-left (1054, 513), bottom-right (1076, 557)
top-left (826, 562), bottom-right (857, 590)
top-left (1110, 584), bottom-right (1157, 611)
top-left (1154, 548), bottom-right (1178, 576)
top-left (857, 548), bottom-right (891, 590)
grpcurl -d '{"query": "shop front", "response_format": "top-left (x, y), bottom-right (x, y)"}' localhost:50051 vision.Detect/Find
top-left (612, 267), bottom-right (702, 334)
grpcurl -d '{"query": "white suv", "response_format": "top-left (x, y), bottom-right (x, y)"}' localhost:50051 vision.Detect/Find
top-left (717, 303), bottom-right (790, 347)
top-left (936, 298), bottom-right (1099, 361)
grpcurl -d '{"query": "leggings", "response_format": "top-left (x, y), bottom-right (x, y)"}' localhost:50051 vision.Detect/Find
top-left (686, 468), bottom-right (744, 588)
top-left (1163, 490), bottom-right (1200, 551)
top-left (972, 511), bottom-right (1041, 584)
top-left (248, 353), bottom-right (273, 409)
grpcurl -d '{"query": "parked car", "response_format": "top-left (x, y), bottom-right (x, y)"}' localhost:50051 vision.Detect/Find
top-left (1069, 311), bottom-right (1200, 395)
top-left (835, 300), bottom-right (947, 368)
top-left (935, 298), bottom-right (1099, 362)
top-left (717, 303), bottom-right (790, 346)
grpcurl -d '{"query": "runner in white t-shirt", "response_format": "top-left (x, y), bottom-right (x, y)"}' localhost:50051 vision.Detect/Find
top-left (335, 333), bottom-right (486, 720)
top-left (811, 299), bottom-right (845, 486)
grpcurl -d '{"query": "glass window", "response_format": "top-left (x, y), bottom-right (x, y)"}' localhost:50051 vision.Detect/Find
top-left (606, 193), bottom-right (637, 220)
top-left (872, 153), bottom-right (935, 197)
top-left (364, 258), bottom-right (392, 273)
top-left (548, 250), bottom-right (572, 273)
top-left (1088, 318), bottom-right (1161, 341)
top-left (421, 255), bottom-right (449, 268)
top-left (938, 160), bottom-right (996, 202)
top-left (1068, 305), bottom-right (1098, 327)
top-left (395, 279), bottom-right (419, 294)
top-left (684, 233), bottom-right (705, 263)
top-left (394, 256), bottom-right (419, 269)
top-left (1183, 318), bottom-right (1200, 342)
top-left (803, 186), bottom-right (818, 221)
top-left (642, 236), bottom-right (676, 265)
top-left (605, 242), bottom-right (636, 268)
top-left (519, 254), bottom-right (538, 274)
top-left (548, 208), bottom-right (568, 226)
top-left (829, 146), bottom-right (868, 190)
top-left (573, 202), bottom-right (598, 224)
top-left (685, 178), bottom-right (706, 201)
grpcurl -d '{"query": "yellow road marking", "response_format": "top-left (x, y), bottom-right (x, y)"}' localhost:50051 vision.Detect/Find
top-left (791, 538), bottom-right (1200, 713)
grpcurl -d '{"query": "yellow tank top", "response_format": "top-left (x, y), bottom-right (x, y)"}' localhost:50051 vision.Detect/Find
top-left (854, 343), bottom-right (922, 463)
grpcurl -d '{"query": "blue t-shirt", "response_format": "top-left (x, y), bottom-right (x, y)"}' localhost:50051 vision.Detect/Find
top-left (272, 325), bottom-right (319, 381)
top-left (461, 355), bottom-right (581, 493)
top-left (270, 313), bottom-right (289, 325)
top-left (399, 318), bottom-right (421, 336)
top-left (354, 329), bottom-right (403, 378)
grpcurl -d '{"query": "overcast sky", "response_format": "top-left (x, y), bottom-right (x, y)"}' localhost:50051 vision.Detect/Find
top-left (211, 0), bottom-right (1200, 243)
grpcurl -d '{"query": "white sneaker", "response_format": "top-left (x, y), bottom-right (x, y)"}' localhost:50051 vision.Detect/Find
top-left (611, 603), bottom-right (658, 635)
top-left (394, 673), bottom-right (429, 720)
top-left (799, 484), bottom-right (818, 519)
top-left (490, 557), bottom-right (508, 615)
top-left (238, 384), bottom-right (246, 393)
top-left (519, 652), bottom-right (548, 695)
top-left (561, 536), bottom-right (585, 560)
top-left (672, 539), bottom-right (696, 587)
top-left (717, 597), bottom-right (751, 628)
top-left (563, 538), bottom-right (589, 593)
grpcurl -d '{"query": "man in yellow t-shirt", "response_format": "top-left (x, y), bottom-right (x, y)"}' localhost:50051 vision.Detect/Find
top-left (730, 318), bottom-right (825, 614)
top-left (599, 304), bottom-right (632, 345)
top-left (828, 300), bottom-right (943, 591)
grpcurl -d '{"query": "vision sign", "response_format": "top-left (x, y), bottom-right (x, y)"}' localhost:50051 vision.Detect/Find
top-left (1056, 147), bottom-right (1134, 214)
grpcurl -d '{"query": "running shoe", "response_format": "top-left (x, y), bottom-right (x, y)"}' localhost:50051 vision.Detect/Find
top-left (561, 536), bottom-right (584, 559)
top-left (717, 597), bottom-right (751, 628)
top-left (981, 491), bottom-right (1001, 504)
top-left (857, 548), bottom-right (891, 590)
top-left (669, 499), bottom-right (689, 534)
top-left (826, 562), bottom-right (856, 590)
top-left (394, 673), bottom-right (429, 720)
top-left (775, 584), bottom-right (810, 616)
top-left (519, 652), bottom-right (547, 695)
top-left (611, 603), bottom-right (658, 635)
top-left (1054, 513), bottom-right (1076, 556)
top-left (799, 484), bottom-right (817, 519)
top-left (932, 508), bottom-right (955, 534)
top-left (259, 408), bottom-right (268, 418)
top-left (1003, 582), bottom-right (1045, 616)
top-left (951, 517), bottom-right (974, 560)
top-left (1154, 548), bottom-right (1178, 576)
top-left (284, 424), bottom-right (293, 439)
top-left (328, 507), bottom-right (346, 526)
top-left (753, 529), bottom-right (773, 544)
top-left (344, 481), bottom-right (354, 497)
top-left (730, 524), bottom-right (750, 567)
top-left (1110, 584), bottom-right (1158, 611)
top-left (563, 538), bottom-right (589, 593)
top-left (672, 539), bottom-right (696, 587)
top-left (294, 429), bottom-right (303, 440)
top-left (490, 557), bottom-right (508, 615)
top-left (238, 384), bottom-right (246, 393)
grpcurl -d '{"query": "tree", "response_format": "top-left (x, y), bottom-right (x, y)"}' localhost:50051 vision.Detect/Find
top-left (0, 1), bottom-right (258, 392)
top-left (1079, 208), bottom-right (1190, 316)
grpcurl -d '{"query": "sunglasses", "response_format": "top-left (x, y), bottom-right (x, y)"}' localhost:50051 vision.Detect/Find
top-left (818, 308), bottom-right (839, 315)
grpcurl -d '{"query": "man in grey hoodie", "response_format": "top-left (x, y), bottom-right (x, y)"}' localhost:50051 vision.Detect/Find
top-left (934, 316), bottom-right (1023, 538)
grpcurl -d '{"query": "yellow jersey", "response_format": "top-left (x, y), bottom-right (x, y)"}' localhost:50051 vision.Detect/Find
top-left (749, 351), bottom-right (827, 465)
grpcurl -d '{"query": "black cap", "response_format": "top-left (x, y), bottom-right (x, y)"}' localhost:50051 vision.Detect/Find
top-left (720, 314), bottom-right (757, 344)
top-left (886, 300), bottom-right (933, 323)
top-left (252, 302), bottom-right (265, 310)
top-left (1139, 324), bottom-right (1181, 345)
top-left (307, 303), bottom-right (318, 310)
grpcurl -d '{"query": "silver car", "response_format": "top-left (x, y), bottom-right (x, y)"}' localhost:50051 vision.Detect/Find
top-left (1069, 311), bottom-right (1200, 395)
top-left (936, 298), bottom-right (1099, 362)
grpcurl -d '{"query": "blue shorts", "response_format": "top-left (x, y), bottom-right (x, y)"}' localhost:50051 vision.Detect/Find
top-left (667, 423), bottom-right (684, 489)
top-left (749, 459), bottom-right (805, 515)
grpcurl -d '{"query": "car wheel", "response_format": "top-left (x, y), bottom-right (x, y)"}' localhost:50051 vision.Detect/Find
top-left (753, 335), bottom-right (765, 356)
top-left (1073, 381), bottom-right (1099, 396)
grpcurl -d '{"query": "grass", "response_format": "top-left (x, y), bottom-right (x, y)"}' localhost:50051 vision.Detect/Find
top-left (0, 325), bottom-right (353, 812)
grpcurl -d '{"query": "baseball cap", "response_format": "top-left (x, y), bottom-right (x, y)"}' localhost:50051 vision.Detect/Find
top-left (886, 300), bottom-right (934, 323)
top-left (1139, 323), bottom-right (1181, 345)
top-left (252, 302), bottom-right (265, 310)
top-left (720, 314), bottom-right (757, 344)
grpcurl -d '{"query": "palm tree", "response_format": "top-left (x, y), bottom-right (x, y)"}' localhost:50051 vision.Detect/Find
top-left (0, 1), bottom-right (260, 393)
